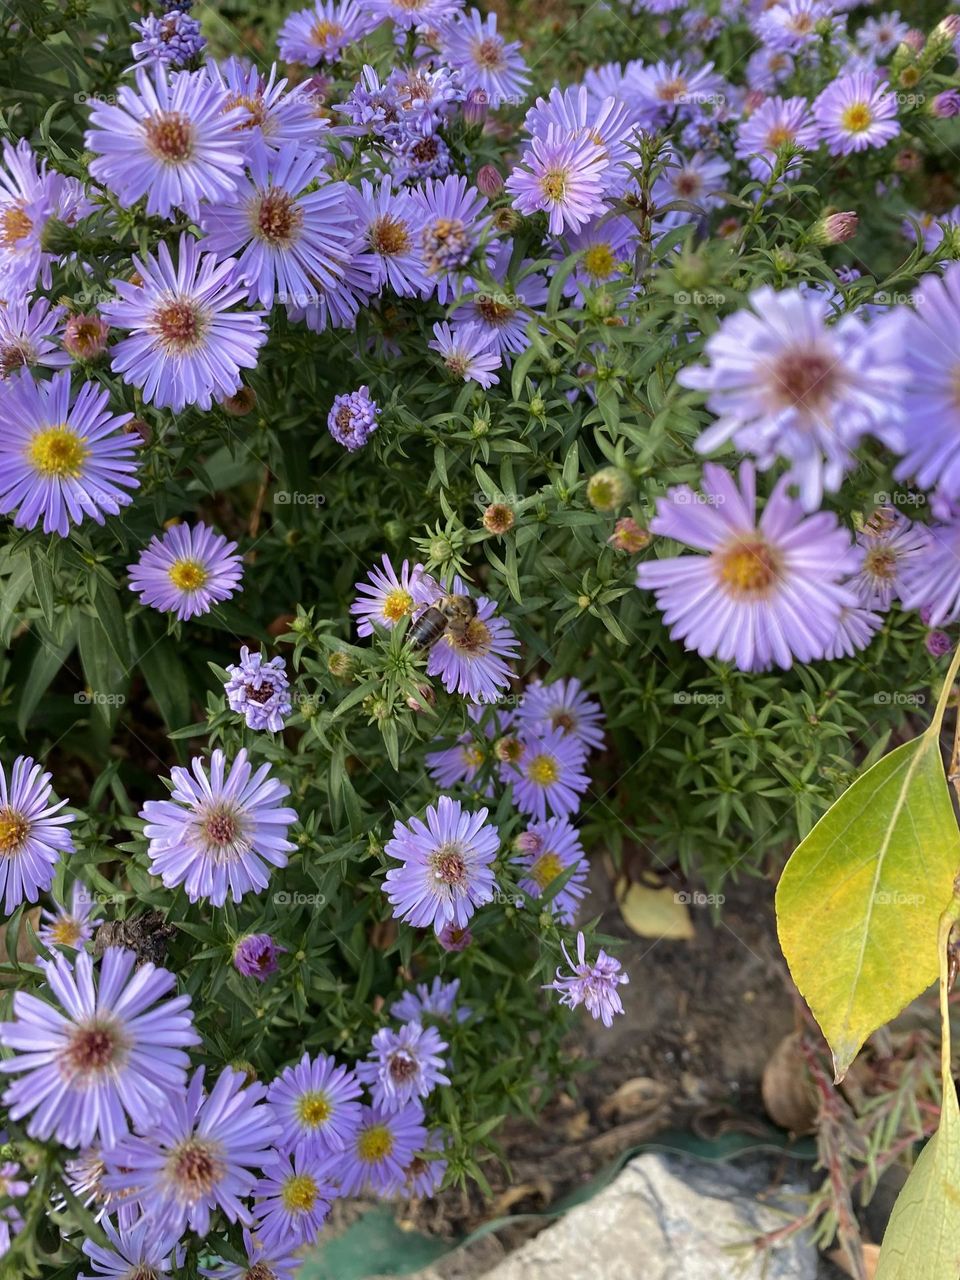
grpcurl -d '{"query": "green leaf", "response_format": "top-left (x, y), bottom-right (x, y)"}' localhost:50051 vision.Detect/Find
top-left (29, 545), bottom-right (56, 629)
top-left (136, 623), bottom-right (191, 731)
top-left (17, 629), bottom-right (76, 735)
top-left (776, 736), bottom-right (960, 1081)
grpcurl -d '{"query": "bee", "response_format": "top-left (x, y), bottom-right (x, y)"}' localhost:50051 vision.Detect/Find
top-left (408, 594), bottom-right (478, 650)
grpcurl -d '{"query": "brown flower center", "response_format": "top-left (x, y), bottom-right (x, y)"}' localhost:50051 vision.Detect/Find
top-left (389, 1052), bottom-right (418, 1082)
top-left (471, 37), bottom-right (505, 70)
top-left (152, 299), bottom-right (207, 354)
top-left (168, 1139), bottom-right (225, 1199)
top-left (432, 842), bottom-right (467, 886)
top-left (0, 807), bottom-right (29, 854)
top-left (0, 204), bottom-right (33, 247)
top-left (369, 215), bottom-right (411, 257)
top-left (769, 347), bottom-right (837, 413)
top-left (62, 1021), bottom-right (127, 1078)
top-left (144, 112), bottom-right (194, 163)
top-left (254, 189), bottom-right (303, 247)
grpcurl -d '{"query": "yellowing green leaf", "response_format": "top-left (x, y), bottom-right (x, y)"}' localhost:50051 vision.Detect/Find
top-left (776, 738), bottom-right (960, 1081)
top-left (617, 879), bottom-right (694, 940)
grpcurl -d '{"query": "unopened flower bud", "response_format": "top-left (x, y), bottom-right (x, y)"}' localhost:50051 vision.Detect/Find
top-left (931, 89), bottom-right (960, 117)
top-left (476, 164), bottom-right (504, 197)
top-left (812, 211), bottom-right (858, 244)
top-left (327, 650), bottom-right (355, 679)
top-left (63, 313), bottom-right (109, 361)
top-left (926, 629), bottom-right (953, 658)
top-left (463, 87), bottom-right (489, 125)
top-left (482, 502), bottom-right (515, 534)
top-left (406, 683), bottom-right (436, 713)
top-left (608, 516), bottom-right (651, 553)
top-left (587, 466), bottom-right (631, 513)
top-left (428, 534), bottom-right (455, 564)
top-left (494, 734), bottom-right (523, 764)
top-left (492, 207), bottom-right (520, 234)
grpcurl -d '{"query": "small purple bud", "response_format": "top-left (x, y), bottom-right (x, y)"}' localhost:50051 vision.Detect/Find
top-left (476, 164), bottom-right (504, 198)
top-left (925, 630), bottom-right (953, 658)
top-left (932, 90), bottom-right (960, 118)
top-left (463, 87), bottom-right (489, 125)
top-left (437, 923), bottom-right (472, 952)
top-left (233, 933), bottom-right (285, 981)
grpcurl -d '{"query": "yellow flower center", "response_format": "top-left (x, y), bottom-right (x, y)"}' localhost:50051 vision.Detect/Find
top-left (310, 18), bottom-right (344, 44)
top-left (582, 243), bottom-right (616, 279)
top-left (0, 807), bottom-right (29, 854)
top-left (540, 170), bottom-right (567, 202)
top-left (841, 102), bottom-right (872, 133)
top-left (297, 1091), bottom-right (332, 1128)
top-left (358, 1124), bottom-right (394, 1162)
top-left (50, 917), bottom-right (83, 946)
top-left (462, 744), bottom-right (485, 769)
top-left (28, 425), bottom-right (88, 477)
top-left (527, 754), bottom-right (559, 786)
top-left (168, 559), bottom-right (209, 592)
top-left (0, 204), bottom-right (33, 247)
top-left (382, 588), bottom-right (414, 622)
top-left (766, 125), bottom-right (794, 148)
top-left (718, 540), bottom-right (780, 598)
top-left (530, 851), bottom-right (564, 889)
top-left (281, 1173), bottom-right (318, 1213)
top-left (863, 546), bottom-right (897, 582)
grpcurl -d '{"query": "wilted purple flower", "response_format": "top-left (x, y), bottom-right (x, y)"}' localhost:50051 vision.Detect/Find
top-left (545, 931), bottom-right (628, 1028)
top-left (0, 298), bottom-right (68, 378)
top-left (102, 234), bottom-right (267, 413)
top-left (38, 882), bottom-right (102, 951)
top-left (328, 384), bottom-right (380, 450)
top-left (518, 677), bottom-right (605, 752)
top-left (514, 816), bottom-right (589, 924)
top-left (734, 95), bottom-right (819, 181)
top-left (851, 510), bottom-right (927, 609)
top-left (140, 748), bottom-right (296, 907)
top-left (278, 0), bottom-right (381, 64)
top-left (390, 976), bottom-right (470, 1024)
top-left (437, 923), bottom-right (471, 951)
top-left (103, 1067), bottom-right (280, 1237)
top-left (506, 126), bottom-right (608, 235)
top-left (389, 131), bottom-right (451, 187)
top-left (402, 1136), bottom-right (447, 1199)
top-left (233, 933), bottom-right (285, 980)
top-left (501, 729), bottom-right (590, 822)
top-left (339, 1102), bottom-right (427, 1196)
top-left (63, 313), bottom-right (110, 362)
top-left (635, 462), bottom-right (861, 671)
top-left (384, 795), bottom-right (499, 934)
top-left (440, 9), bottom-right (529, 107)
top-left (0, 369), bottom-right (138, 537)
top-left (0, 948), bottom-right (198, 1149)
top-left (357, 1023), bottom-right (450, 1112)
top-left (429, 321), bottom-right (501, 387)
top-left (267, 1051), bottom-right (363, 1157)
top-left (131, 11), bottom-right (206, 66)
top-left (350, 554), bottom-right (435, 636)
top-left (389, 63), bottom-right (464, 134)
top-left (128, 521), bottom-right (244, 621)
top-left (253, 1149), bottom-right (337, 1250)
top-left (224, 647), bottom-right (292, 732)
top-left (0, 754), bottom-right (74, 915)
top-left (79, 1216), bottom-right (181, 1280)
top-left (813, 70), bottom-right (900, 156)
top-left (86, 65), bottom-right (247, 219)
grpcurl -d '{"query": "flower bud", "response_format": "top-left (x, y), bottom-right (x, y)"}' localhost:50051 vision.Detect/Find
top-left (811, 211), bottom-right (858, 245)
top-left (221, 384), bottom-right (258, 416)
top-left (124, 417), bottom-right (152, 444)
top-left (476, 164), bottom-right (504, 197)
top-left (608, 516), bottom-right (651, 553)
top-left (406, 683), bottom-right (436, 713)
top-left (482, 502), bottom-right (515, 534)
top-left (587, 466), bottom-right (631, 512)
top-left (327, 650), bottom-right (355, 680)
top-left (492, 207), bottom-right (520, 234)
top-left (931, 89), bottom-right (960, 117)
top-left (63, 313), bottom-right (109, 361)
top-left (926, 629), bottom-right (953, 658)
top-left (463, 87), bottom-right (489, 125)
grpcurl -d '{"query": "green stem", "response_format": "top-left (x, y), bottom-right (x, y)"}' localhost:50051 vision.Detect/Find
top-left (925, 639), bottom-right (960, 740)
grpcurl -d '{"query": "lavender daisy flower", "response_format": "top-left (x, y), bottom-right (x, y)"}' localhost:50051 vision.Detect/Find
top-left (900, 516), bottom-right (960, 626)
top-left (357, 1023), bottom-right (450, 1112)
top-left (0, 947), bottom-right (198, 1149)
top-left (440, 9), bottom-right (529, 107)
top-left (561, 215), bottom-right (638, 301)
top-left (426, 714), bottom-right (491, 789)
top-left (893, 266), bottom-right (960, 502)
top-left (734, 95), bottom-right (820, 181)
top-left (102, 234), bottom-right (267, 413)
top-left (199, 1229), bottom-right (301, 1280)
top-left (339, 1102), bottom-right (427, 1196)
top-left (103, 1067), bottom-right (280, 1237)
top-left (0, 140), bottom-right (78, 296)
top-left (340, 64), bottom-right (403, 138)
top-left (224, 647), bottom-right (292, 732)
top-left (350, 554), bottom-right (435, 637)
top-left (501, 729), bottom-right (590, 822)
top-left (390, 131), bottom-right (452, 184)
top-left (279, 0), bottom-right (380, 64)
top-left (0, 369), bottom-right (138, 537)
top-left (412, 176), bottom-right (488, 304)
top-left (545, 931), bottom-right (628, 1028)
top-left (131, 11), bottom-right (206, 67)
top-left (200, 147), bottom-right (355, 309)
top-left (351, 177), bottom-right (430, 296)
top-left (452, 243), bottom-right (548, 356)
top-left (626, 58), bottom-right (726, 126)
top-left (140, 748), bottom-right (297, 906)
top-left (652, 150), bottom-right (730, 228)
top-left (754, 0), bottom-right (837, 51)
top-left (390, 976), bottom-right (470, 1024)
top-left (38, 882), bottom-right (102, 951)
top-left (813, 70), bottom-right (900, 156)
top-left (403, 1137), bottom-right (447, 1199)
top-left (0, 755), bottom-right (74, 915)
top-left (328, 385), bottom-right (380, 450)
top-left (517, 677), bottom-right (605, 752)
top-left (745, 49), bottom-right (794, 92)
top-left (514, 816), bottom-right (588, 924)
top-left (851, 510), bottom-right (927, 608)
top-left (267, 1051), bottom-right (363, 1157)
top-left (366, 0), bottom-right (460, 31)
top-left (233, 932), bottom-right (285, 980)
top-left (0, 298), bottom-right (68, 379)
top-left (86, 65), bottom-right (247, 219)
top-left (635, 462), bottom-right (860, 671)
top-left (429, 321), bottom-right (501, 387)
top-left (63, 1149), bottom-right (139, 1228)
top-left (525, 85), bottom-right (640, 194)
top-left (287, 240), bottom-right (379, 332)
top-left (857, 10), bottom-right (909, 57)
top-left (389, 64), bottom-right (464, 135)
top-left (823, 605), bottom-right (884, 660)
top-left (679, 286), bottom-right (909, 511)
top-left (79, 1216), bottom-right (181, 1280)
top-left (253, 1149), bottom-right (337, 1249)
top-left (128, 522), bottom-right (243, 621)
top-left (506, 126), bottom-right (608, 235)
top-left (207, 58), bottom-right (329, 164)
top-left (424, 581), bottom-right (518, 703)
top-left (384, 795), bottom-right (499, 934)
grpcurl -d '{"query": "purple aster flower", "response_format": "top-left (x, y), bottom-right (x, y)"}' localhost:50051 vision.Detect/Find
top-left (635, 461), bottom-right (860, 671)
top-left (350, 176), bottom-right (430, 296)
top-left (390, 976), bottom-right (469, 1024)
top-left (932, 89), bottom-right (960, 119)
top-left (103, 1067), bottom-right (280, 1237)
top-left (366, 0), bottom-right (461, 31)
top-left (651, 149), bottom-right (730, 229)
top-left (340, 64), bottom-right (404, 138)
top-left (0, 298), bottom-right (68, 379)
top-left (0, 947), bottom-right (198, 1149)
top-left (927, 629), bottom-right (953, 658)
top-left (514, 816), bottom-right (588, 924)
top-left (0, 369), bottom-right (138, 537)
top-left (900, 516), bottom-right (960, 626)
top-left (851, 509), bottom-right (927, 608)
top-left (424, 584), bottom-right (519, 703)
top-left (823, 605), bottom-right (884, 660)
top-left (350, 554), bottom-right (436, 637)
top-left (224, 647), bottom-right (292, 732)
top-left (207, 57), bottom-right (330, 164)
top-left (440, 9), bottom-right (529, 107)
top-left (200, 147), bottom-right (356, 309)
top-left (506, 126), bottom-right (608, 235)
top-left (102, 234), bottom-right (267, 413)
top-left (0, 140), bottom-right (82, 296)
top-left (199, 1229), bottom-right (301, 1280)
top-left (412, 175), bottom-right (489, 303)
top-left (857, 10), bottom-right (909, 56)
top-left (452, 243), bottom-right (548, 356)
top-left (524, 85), bottom-right (640, 194)
top-left (901, 207), bottom-right (960, 254)
top-left (517, 677), bottom-right (605, 752)
top-left (128, 521), bottom-right (243, 621)
top-left (892, 266), bottom-right (960, 502)
top-left (390, 129), bottom-right (453, 184)
top-left (140, 748), bottom-right (296, 907)
top-left (388, 63), bottom-right (464, 135)
top-left (286, 238), bottom-right (379, 331)
top-left (754, 0), bottom-right (838, 51)
top-left (545, 931), bottom-right (628, 1028)
top-left (357, 1023), bottom-right (450, 1112)
top-left (561, 214), bottom-right (639, 301)
top-left (425, 708), bottom-right (500, 790)
top-left (746, 49), bottom-right (795, 92)
top-left (339, 1102), bottom-right (427, 1196)
top-left (328, 385), bottom-right (380, 450)
top-left (63, 1148), bottom-right (139, 1228)
top-left (437, 923), bottom-right (471, 951)
top-left (384, 795), bottom-right (499, 934)
top-left (233, 933), bottom-right (285, 980)
top-left (86, 65), bottom-right (247, 219)
top-left (253, 1148), bottom-right (337, 1249)
top-left (402, 1135), bottom-right (447, 1198)
top-left (131, 11), bottom-right (205, 67)
top-left (734, 95), bottom-right (820, 181)
top-left (278, 0), bottom-right (381, 64)
top-left (0, 755), bottom-right (74, 915)
top-left (813, 70), bottom-right (900, 156)
top-left (38, 882), bottom-right (102, 951)
top-left (501, 729), bottom-right (590, 822)
top-left (428, 320), bottom-right (501, 387)
top-left (679, 286), bottom-right (909, 511)
top-left (626, 59), bottom-right (726, 126)
top-left (79, 1216), bottom-right (181, 1280)
top-left (267, 1051), bottom-right (363, 1157)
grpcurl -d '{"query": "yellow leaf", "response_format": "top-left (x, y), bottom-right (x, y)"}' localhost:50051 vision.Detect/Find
top-left (776, 738), bottom-right (960, 1081)
top-left (617, 880), bottom-right (694, 940)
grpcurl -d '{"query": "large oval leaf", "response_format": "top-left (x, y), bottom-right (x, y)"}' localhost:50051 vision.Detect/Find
top-left (776, 737), bottom-right (960, 1081)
